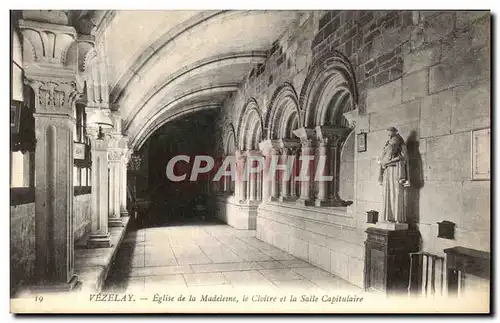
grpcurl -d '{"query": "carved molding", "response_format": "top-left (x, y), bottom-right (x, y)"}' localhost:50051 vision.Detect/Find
top-left (19, 19), bottom-right (77, 68)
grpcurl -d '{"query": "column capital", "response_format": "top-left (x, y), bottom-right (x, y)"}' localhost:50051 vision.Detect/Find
top-left (235, 150), bottom-right (247, 160)
top-left (280, 146), bottom-right (299, 155)
top-left (279, 138), bottom-right (300, 149)
top-left (25, 78), bottom-right (81, 116)
top-left (246, 149), bottom-right (263, 157)
top-left (258, 139), bottom-right (281, 153)
top-left (315, 126), bottom-right (351, 146)
top-left (300, 138), bottom-right (314, 148)
top-left (108, 148), bottom-right (123, 163)
top-left (121, 147), bottom-right (133, 164)
top-left (128, 154), bottom-right (142, 171)
top-left (293, 127), bottom-right (315, 141)
top-left (343, 109), bottom-right (358, 128)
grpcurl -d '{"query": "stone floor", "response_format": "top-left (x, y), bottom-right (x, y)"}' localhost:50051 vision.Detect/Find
top-left (104, 221), bottom-right (362, 293)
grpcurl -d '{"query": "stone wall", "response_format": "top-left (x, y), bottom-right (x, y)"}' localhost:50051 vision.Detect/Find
top-left (215, 196), bottom-right (258, 230)
top-left (10, 203), bottom-right (35, 296)
top-left (11, 193), bottom-right (93, 295)
top-left (215, 10), bottom-right (490, 286)
top-left (74, 193), bottom-right (92, 241)
top-left (258, 202), bottom-right (363, 287)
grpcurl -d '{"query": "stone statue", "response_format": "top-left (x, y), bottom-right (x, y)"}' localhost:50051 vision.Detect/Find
top-left (377, 127), bottom-right (410, 223)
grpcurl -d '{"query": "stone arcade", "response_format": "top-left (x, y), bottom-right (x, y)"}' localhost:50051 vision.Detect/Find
top-left (10, 10), bottom-right (490, 303)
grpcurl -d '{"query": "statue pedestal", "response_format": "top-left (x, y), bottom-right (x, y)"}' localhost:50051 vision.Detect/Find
top-left (364, 227), bottom-right (418, 295)
top-left (376, 221), bottom-right (408, 231)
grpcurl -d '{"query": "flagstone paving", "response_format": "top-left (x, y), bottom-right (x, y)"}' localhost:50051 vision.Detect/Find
top-left (104, 222), bottom-right (362, 294)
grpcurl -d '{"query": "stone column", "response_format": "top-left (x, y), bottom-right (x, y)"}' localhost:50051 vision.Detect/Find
top-left (246, 150), bottom-right (262, 202)
top-left (86, 122), bottom-right (112, 248)
top-left (279, 147), bottom-right (291, 202)
top-left (235, 151), bottom-right (247, 202)
top-left (259, 139), bottom-right (281, 202)
top-left (315, 137), bottom-right (331, 206)
top-left (315, 126), bottom-right (351, 207)
top-left (290, 148), bottom-right (300, 199)
top-left (278, 140), bottom-right (300, 202)
top-left (120, 148), bottom-right (131, 216)
top-left (21, 17), bottom-right (80, 290)
top-left (270, 148), bottom-right (281, 200)
top-left (293, 128), bottom-right (316, 206)
top-left (108, 145), bottom-right (123, 227)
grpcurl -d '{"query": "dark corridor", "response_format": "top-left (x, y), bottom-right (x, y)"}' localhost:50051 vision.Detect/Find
top-left (137, 110), bottom-right (218, 227)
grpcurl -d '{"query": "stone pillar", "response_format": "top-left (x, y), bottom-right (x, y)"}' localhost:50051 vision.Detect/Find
top-left (120, 148), bottom-right (131, 216)
top-left (20, 17), bottom-right (80, 290)
top-left (86, 122), bottom-right (112, 248)
top-left (293, 128), bottom-right (316, 206)
top-left (108, 145), bottom-right (123, 227)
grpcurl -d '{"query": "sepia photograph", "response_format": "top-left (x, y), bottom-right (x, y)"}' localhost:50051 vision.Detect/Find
top-left (8, 6), bottom-right (492, 315)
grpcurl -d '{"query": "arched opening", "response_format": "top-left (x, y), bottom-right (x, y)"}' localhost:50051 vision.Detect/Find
top-left (266, 84), bottom-right (301, 141)
top-left (237, 99), bottom-right (263, 202)
top-left (300, 51), bottom-right (358, 206)
top-left (223, 126), bottom-right (236, 195)
top-left (264, 83), bottom-right (302, 200)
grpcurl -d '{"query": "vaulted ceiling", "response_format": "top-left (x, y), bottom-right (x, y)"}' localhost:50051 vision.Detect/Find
top-left (95, 10), bottom-right (304, 149)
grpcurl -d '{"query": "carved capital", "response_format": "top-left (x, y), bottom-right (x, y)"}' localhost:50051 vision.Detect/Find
top-left (122, 148), bottom-right (133, 164)
top-left (271, 148), bottom-right (281, 155)
top-left (128, 154), bottom-right (142, 171)
top-left (315, 126), bottom-right (350, 147)
top-left (300, 138), bottom-right (313, 148)
top-left (343, 109), bottom-right (358, 128)
top-left (25, 78), bottom-right (81, 116)
top-left (108, 148), bottom-right (122, 162)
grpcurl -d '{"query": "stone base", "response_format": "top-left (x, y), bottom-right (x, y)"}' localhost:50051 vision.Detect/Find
top-left (376, 221), bottom-right (409, 231)
top-left (30, 275), bottom-right (79, 293)
top-left (278, 196), bottom-right (295, 202)
top-left (296, 198), bottom-right (313, 206)
top-left (108, 217), bottom-right (124, 227)
top-left (120, 210), bottom-right (129, 217)
top-left (314, 198), bottom-right (333, 207)
top-left (87, 233), bottom-right (111, 248)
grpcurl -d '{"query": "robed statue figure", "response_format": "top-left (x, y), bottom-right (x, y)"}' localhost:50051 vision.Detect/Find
top-left (377, 127), bottom-right (410, 223)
